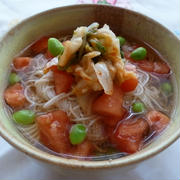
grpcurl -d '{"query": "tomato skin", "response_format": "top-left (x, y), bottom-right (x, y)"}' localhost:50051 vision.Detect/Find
top-left (45, 50), bottom-right (54, 60)
top-left (13, 57), bottom-right (32, 69)
top-left (124, 46), bottom-right (170, 75)
top-left (120, 77), bottom-right (138, 92)
top-left (37, 110), bottom-right (95, 156)
top-left (53, 70), bottom-right (74, 94)
top-left (102, 117), bottom-right (122, 127)
top-left (113, 118), bottom-right (149, 153)
top-left (153, 61), bottom-right (170, 74)
top-left (92, 85), bottom-right (126, 120)
top-left (137, 60), bottom-right (154, 72)
top-left (72, 141), bottom-right (94, 157)
top-left (31, 37), bottom-right (49, 54)
top-left (146, 110), bottom-right (170, 134)
top-left (4, 83), bottom-right (27, 108)
top-left (36, 110), bottom-right (72, 153)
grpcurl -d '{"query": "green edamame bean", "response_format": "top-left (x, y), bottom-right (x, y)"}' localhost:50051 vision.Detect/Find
top-left (13, 110), bottom-right (35, 125)
top-left (9, 73), bottom-right (20, 85)
top-left (130, 47), bottom-right (147, 60)
top-left (69, 124), bottom-right (86, 145)
top-left (161, 82), bottom-right (172, 95)
top-left (132, 102), bottom-right (145, 113)
top-left (48, 38), bottom-right (64, 56)
top-left (117, 36), bottom-right (126, 46)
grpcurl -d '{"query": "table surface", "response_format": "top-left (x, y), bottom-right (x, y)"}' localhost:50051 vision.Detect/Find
top-left (0, 0), bottom-right (179, 179)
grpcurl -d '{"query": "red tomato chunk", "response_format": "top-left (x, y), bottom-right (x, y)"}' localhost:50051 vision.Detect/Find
top-left (13, 57), bottom-right (32, 69)
top-left (36, 110), bottom-right (72, 153)
top-left (138, 60), bottom-right (154, 72)
top-left (92, 85), bottom-right (126, 123)
top-left (45, 50), bottom-right (54, 60)
top-left (72, 141), bottom-right (94, 157)
top-left (31, 36), bottom-right (49, 54)
top-left (4, 83), bottom-right (27, 108)
top-left (120, 77), bottom-right (138, 92)
top-left (53, 70), bottom-right (74, 94)
top-left (113, 118), bottom-right (149, 153)
top-left (146, 110), bottom-right (170, 134)
top-left (136, 60), bottom-right (170, 74)
top-left (153, 61), bottom-right (170, 74)
top-left (101, 117), bottom-right (122, 127)
top-left (37, 110), bottom-right (94, 156)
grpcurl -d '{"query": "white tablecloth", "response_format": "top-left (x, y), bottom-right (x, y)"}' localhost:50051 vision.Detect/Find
top-left (0, 0), bottom-right (179, 179)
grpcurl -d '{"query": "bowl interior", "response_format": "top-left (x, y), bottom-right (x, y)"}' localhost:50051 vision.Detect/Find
top-left (0, 5), bottom-right (180, 169)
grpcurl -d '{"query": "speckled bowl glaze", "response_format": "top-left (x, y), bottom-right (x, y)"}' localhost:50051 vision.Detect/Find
top-left (0, 4), bottom-right (180, 174)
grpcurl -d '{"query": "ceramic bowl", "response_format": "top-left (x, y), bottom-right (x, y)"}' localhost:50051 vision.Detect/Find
top-left (0, 4), bottom-right (180, 174)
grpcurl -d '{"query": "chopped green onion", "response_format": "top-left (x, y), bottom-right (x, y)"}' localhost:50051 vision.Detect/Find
top-left (89, 39), bottom-right (106, 54)
top-left (96, 41), bottom-right (106, 54)
top-left (120, 51), bottom-right (124, 58)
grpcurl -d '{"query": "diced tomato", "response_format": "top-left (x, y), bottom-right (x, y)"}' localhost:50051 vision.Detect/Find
top-left (53, 70), bottom-right (74, 94)
top-left (92, 85), bottom-right (126, 119)
top-left (137, 60), bottom-right (154, 72)
top-left (4, 83), bottom-right (27, 108)
top-left (113, 118), bottom-right (149, 153)
top-left (45, 50), bottom-right (54, 60)
top-left (31, 36), bottom-right (49, 54)
top-left (120, 77), bottom-right (138, 92)
top-left (124, 45), bottom-right (170, 75)
top-left (13, 57), bottom-right (32, 69)
top-left (102, 117), bottom-right (123, 127)
top-left (137, 60), bottom-right (170, 75)
top-left (36, 110), bottom-right (72, 153)
top-left (72, 141), bottom-right (94, 157)
top-left (146, 110), bottom-right (170, 134)
top-left (153, 61), bottom-right (170, 74)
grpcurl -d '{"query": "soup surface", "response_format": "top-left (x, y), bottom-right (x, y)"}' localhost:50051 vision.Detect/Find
top-left (4, 23), bottom-right (174, 160)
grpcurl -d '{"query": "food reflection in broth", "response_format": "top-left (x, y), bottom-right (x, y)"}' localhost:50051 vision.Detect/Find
top-left (4, 23), bottom-right (175, 160)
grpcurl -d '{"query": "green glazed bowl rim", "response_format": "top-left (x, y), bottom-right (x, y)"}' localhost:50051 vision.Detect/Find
top-left (0, 4), bottom-right (180, 169)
